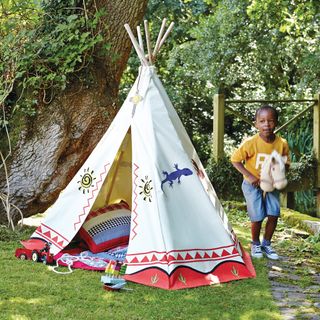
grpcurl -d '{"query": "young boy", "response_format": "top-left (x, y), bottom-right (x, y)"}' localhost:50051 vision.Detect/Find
top-left (231, 105), bottom-right (290, 260)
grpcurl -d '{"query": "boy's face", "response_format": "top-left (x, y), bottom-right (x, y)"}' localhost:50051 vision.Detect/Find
top-left (255, 109), bottom-right (277, 139)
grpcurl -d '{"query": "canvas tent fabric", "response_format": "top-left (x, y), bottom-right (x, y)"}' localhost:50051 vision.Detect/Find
top-left (30, 20), bottom-right (255, 289)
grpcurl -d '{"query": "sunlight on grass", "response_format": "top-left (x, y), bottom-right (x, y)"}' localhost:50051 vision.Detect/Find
top-left (142, 294), bottom-right (158, 302)
top-left (102, 291), bottom-right (121, 300)
top-left (10, 315), bottom-right (30, 320)
top-left (9, 297), bottom-right (43, 305)
top-left (233, 229), bottom-right (249, 240)
top-left (240, 310), bottom-right (282, 320)
top-left (181, 293), bottom-right (196, 301)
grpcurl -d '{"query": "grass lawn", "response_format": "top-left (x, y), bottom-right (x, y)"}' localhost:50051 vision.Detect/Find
top-left (0, 206), bottom-right (281, 320)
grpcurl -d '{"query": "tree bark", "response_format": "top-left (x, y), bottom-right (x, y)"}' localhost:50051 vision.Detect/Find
top-left (0, 0), bottom-right (148, 224)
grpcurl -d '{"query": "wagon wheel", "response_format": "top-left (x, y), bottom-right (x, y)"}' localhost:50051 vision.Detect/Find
top-left (31, 250), bottom-right (40, 262)
top-left (19, 253), bottom-right (28, 260)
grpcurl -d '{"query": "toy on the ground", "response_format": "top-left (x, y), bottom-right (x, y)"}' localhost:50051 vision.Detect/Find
top-left (101, 260), bottom-right (130, 291)
top-left (15, 239), bottom-right (55, 265)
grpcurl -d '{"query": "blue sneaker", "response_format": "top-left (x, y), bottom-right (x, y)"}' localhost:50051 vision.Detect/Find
top-left (251, 244), bottom-right (263, 259)
top-left (261, 244), bottom-right (279, 260)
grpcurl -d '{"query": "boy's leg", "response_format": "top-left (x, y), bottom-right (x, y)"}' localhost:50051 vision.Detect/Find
top-left (262, 190), bottom-right (280, 260)
top-left (251, 220), bottom-right (263, 258)
top-left (251, 221), bottom-right (262, 243)
top-left (241, 180), bottom-right (266, 258)
top-left (263, 215), bottom-right (278, 241)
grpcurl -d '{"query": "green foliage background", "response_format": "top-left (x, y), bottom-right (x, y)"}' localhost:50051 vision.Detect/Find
top-left (0, 0), bottom-right (108, 151)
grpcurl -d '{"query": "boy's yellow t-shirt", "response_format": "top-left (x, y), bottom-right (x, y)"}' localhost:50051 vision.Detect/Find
top-left (231, 133), bottom-right (290, 180)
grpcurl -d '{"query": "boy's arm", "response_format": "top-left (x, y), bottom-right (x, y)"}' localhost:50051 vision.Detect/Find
top-left (232, 162), bottom-right (260, 187)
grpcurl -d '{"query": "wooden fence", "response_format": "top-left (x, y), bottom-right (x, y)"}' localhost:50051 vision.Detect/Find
top-left (213, 93), bottom-right (320, 217)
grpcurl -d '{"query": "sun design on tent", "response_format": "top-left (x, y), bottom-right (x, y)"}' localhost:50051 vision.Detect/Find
top-left (77, 168), bottom-right (96, 194)
top-left (138, 176), bottom-right (153, 202)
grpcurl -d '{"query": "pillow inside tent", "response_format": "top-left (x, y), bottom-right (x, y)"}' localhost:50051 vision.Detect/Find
top-left (79, 202), bottom-right (131, 253)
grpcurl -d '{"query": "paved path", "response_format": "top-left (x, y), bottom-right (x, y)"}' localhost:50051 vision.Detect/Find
top-left (267, 226), bottom-right (320, 319)
top-left (268, 258), bottom-right (320, 319)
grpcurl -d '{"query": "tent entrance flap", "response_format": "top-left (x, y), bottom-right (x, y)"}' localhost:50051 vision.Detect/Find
top-left (91, 129), bottom-right (132, 211)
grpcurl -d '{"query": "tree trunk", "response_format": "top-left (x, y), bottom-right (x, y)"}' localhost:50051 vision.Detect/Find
top-left (0, 0), bottom-right (148, 224)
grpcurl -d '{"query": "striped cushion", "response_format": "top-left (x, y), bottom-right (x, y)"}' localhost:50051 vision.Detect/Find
top-left (79, 202), bottom-right (131, 253)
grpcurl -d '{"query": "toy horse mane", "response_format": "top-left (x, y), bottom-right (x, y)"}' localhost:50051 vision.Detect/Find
top-left (260, 150), bottom-right (288, 192)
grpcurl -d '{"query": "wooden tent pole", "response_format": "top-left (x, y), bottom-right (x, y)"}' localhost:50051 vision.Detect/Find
top-left (137, 26), bottom-right (145, 57)
top-left (144, 20), bottom-right (153, 64)
top-left (153, 18), bottom-right (167, 59)
top-left (124, 24), bottom-right (149, 66)
top-left (155, 22), bottom-right (174, 56)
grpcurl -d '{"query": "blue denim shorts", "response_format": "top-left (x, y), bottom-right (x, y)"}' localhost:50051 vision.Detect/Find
top-left (241, 180), bottom-right (280, 222)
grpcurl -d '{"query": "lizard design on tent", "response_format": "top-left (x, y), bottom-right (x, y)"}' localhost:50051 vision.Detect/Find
top-left (161, 164), bottom-right (193, 191)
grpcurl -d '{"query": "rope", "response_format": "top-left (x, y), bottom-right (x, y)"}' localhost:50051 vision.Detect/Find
top-left (52, 252), bottom-right (108, 274)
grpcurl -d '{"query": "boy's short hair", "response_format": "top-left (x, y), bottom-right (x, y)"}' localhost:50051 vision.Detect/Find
top-left (255, 105), bottom-right (278, 122)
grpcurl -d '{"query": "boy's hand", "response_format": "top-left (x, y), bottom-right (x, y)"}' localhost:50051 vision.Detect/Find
top-left (247, 174), bottom-right (260, 188)
top-left (231, 162), bottom-right (260, 187)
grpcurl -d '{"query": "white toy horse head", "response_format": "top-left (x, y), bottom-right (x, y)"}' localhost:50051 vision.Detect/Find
top-left (260, 150), bottom-right (288, 192)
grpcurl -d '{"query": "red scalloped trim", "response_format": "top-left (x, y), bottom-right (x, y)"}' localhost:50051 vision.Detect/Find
top-left (124, 249), bottom-right (255, 290)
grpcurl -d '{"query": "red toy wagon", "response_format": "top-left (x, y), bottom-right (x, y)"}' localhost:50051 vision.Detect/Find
top-left (15, 239), bottom-right (55, 265)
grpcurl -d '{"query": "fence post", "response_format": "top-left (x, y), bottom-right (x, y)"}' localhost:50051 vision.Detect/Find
top-left (313, 93), bottom-right (320, 217)
top-left (280, 193), bottom-right (288, 208)
top-left (213, 94), bottom-right (225, 161)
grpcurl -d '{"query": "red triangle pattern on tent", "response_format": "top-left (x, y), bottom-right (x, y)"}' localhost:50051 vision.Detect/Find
top-left (125, 245), bottom-right (240, 266)
top-left (141, 256), bottom-right (149, 263)
top-left (57, 241), bottom-right (64, 247)
top-left (43, 231), bottom-right (51, 238)
top-left (185, 253), bottom-right (193, 260)
top-left (195, 252), bottom-right (202, 259)
top-left (151, 254), bottom-right (158, 261)
top-left (211, 251), bottom-right (220, 258)
top-left (232, 247), bottom-right (239, 255)
top-left (160, 255), bottom-right (168, 262)
top-left (130, 257), bottom-right (139, 263)
top-left (176, 254), bottom-right (184, 260)
top-left (221, 249), bottom-right (230, 257)
top-left (34, 224), bottom-right (67, 250)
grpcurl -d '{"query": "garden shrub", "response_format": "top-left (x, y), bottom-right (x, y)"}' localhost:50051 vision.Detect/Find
top-left (205, 155), bottom-right (243, 200)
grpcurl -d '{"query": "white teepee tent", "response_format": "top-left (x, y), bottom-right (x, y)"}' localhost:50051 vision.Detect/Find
top-left (31, 20), bottom-right (255, 289)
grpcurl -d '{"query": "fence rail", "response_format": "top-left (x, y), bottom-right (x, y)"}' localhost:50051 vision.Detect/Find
top-left (225, 99), bottom-right (317, 103)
